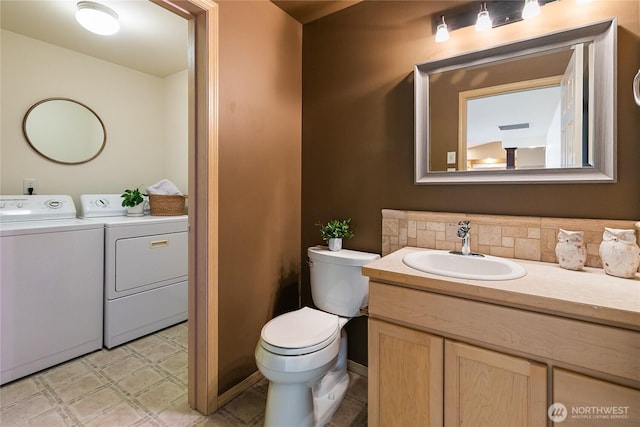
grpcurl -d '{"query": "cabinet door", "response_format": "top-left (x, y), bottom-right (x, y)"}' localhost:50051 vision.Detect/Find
top-left (444, 341), bottom-right (547, 427)
top-left (369, 318), bottom-right (444, 427)
top-left (553, 368), bottom-right (640, 426)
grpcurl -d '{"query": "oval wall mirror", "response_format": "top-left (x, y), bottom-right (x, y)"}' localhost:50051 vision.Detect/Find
top-left (23, 98), bottom-right (106, 164)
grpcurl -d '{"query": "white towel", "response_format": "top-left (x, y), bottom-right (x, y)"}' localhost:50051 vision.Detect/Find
top-left (146, 179), bottom-right (183, 195)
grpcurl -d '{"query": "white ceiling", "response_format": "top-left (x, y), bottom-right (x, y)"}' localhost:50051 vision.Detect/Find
top-left (1, 1), bottom-right (361, 78)
top-left (466, 86), bottom-right (562, 148)
top-left (1, 0), bottom-right (188, 78)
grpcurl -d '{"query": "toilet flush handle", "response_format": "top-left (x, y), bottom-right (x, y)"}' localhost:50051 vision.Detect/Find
top-left (307, 260), bottom-right (314, 268)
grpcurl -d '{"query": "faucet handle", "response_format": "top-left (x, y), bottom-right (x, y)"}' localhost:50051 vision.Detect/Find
top-left (457, 220), bottom-right (470, 238)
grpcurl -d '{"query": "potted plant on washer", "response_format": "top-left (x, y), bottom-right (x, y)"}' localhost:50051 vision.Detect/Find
top-left (121, 187), bottom-right (145, 217)
top-left (316, 218), bottom-right (354, 251)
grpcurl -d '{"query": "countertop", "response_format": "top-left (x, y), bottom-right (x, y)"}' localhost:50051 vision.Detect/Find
top-left (362, 247), bottom-right (640, 331)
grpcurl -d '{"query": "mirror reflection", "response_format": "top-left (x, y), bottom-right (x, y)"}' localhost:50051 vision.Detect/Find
top-left (430, 44), bottom-right (591, 172)
top-left (23, 98), bottom-right (106, 164)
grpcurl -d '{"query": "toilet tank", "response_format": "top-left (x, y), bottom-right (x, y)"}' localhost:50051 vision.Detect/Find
top-left (308, 246), bottom-right (380, 317)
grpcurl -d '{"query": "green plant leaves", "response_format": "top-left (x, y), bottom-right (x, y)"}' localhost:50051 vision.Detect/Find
top-left (121, 188), bottom-right (144, 207)
top-left (316, 218), bottom-right (354, 241)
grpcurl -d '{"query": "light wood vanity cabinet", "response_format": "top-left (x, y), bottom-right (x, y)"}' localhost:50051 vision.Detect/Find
top-left (368, 319), bottom-right (443, 426)
top-left (444, 340), bottom-right (547, 427)
top-left (367, 280), bottom-right (640, 427)
top-left (369, 318), bottom-right (546, 427)
top-left (553, 369), bottom-right (640, 426)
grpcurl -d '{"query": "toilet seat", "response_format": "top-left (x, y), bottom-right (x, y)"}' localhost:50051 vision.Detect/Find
top-left (260, 307), bottom-right (339, 356)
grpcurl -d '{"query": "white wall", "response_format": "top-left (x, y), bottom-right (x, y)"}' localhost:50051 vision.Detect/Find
top-left (0, 30), bottom-right (187, 206)
top-left (163, 70), bottom-right (188, 194)
top-left (545, 102), bottom-right (562, 168)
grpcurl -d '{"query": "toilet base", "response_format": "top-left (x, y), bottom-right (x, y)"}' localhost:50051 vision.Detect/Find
top-left (313, 328), bottom-right (349, 426)
top-left (261, 330), bottom-right (350, 427)
top-left (264, 380), bottom-right (317, 427)
top-left (313, 370), bottom-right (349, 427)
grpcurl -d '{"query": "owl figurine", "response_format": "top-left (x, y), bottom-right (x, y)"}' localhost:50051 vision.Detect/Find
top-left (599, 228), bottom-right (640, 278)
top-left (555, 229), bottom-right (587, 271)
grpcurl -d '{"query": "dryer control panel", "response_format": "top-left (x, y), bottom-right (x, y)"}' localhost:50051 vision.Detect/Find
top-left (78, 194), bottom-right (150, 218)
top-left (78, 194), bottom-right (128, 218)
top-left (0, 195), bottom-right (76, 222)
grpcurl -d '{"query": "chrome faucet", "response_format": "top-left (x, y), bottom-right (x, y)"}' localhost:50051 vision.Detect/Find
top-left (457, 221), bottom-right (471, 255)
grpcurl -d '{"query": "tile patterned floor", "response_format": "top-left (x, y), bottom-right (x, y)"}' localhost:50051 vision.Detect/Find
top-left (0, 322), bottom-right (367, 426)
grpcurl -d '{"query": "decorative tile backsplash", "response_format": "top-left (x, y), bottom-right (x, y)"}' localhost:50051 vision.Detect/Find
top-left (382, 209), bottom-right (639, 269)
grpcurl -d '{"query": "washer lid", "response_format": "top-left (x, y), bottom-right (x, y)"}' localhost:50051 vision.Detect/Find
top-left (261, 307), bottom-right (339, 350)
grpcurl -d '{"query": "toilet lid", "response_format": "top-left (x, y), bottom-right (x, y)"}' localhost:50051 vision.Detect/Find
top-left (261, 307), bottom-right (339, 356)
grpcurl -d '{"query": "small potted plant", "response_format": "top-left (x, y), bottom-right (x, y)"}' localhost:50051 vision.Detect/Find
top-left (316, 218), bottom-right (355, 251)
top-left (121, 187), bottom-right (145, 217)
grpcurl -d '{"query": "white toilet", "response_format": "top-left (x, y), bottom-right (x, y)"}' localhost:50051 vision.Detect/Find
top-left (255, 245), bottom-right (380, 427)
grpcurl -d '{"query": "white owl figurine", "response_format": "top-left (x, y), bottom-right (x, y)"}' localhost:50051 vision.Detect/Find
top-left (599, 228), bottom-right (640, 279)
top-left (555, 229), bottom-right (587, 271)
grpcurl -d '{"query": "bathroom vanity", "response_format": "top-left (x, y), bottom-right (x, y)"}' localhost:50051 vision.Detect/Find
top-left (363, 247), bottom-right (640, 427)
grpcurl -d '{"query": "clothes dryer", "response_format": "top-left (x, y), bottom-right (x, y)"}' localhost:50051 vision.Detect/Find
top-left (79, 194), bottom-right (188, 348)
top-left (0, 195), bottom-right (103, 384)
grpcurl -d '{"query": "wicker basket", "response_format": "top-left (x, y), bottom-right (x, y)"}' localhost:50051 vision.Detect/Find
top-left (148, 194), bottom-right (186, 216)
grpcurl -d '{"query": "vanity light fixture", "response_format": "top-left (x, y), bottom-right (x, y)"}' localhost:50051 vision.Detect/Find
top-left (433, 1), bottom-right (556, 43)
top-left (475, 2), bottom-right (492, 32)
top-left (522, 0), bottom-right (541, 20)
top-left (75, 1), bottom-right (120, 36)
top-left (435, 16), bottom-right (450, 43)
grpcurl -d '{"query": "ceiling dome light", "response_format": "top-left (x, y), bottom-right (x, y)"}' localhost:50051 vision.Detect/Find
top-left (435, 16), bottom-right (450, 43)
top-left (522, 0), bottom-right (541, 20)
top-left (475, 2), bottom-right (492, 32)
top-left (75, 1), bottom-right (120, 36)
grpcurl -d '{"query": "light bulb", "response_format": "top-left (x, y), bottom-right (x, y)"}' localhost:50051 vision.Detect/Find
top-left (75, 1), bottom-right (120, 36)
top-left (522, 0), bottom-right (541, 20)
top-left (435, 16), bottom-right (449, 43)
top-left (475, 3), bottom-right (491, 32)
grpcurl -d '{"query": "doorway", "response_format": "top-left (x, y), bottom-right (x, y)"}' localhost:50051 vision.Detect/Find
top-left (154, 0), bottom-right (219, 415)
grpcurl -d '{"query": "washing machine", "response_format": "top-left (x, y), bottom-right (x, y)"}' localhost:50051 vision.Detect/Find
top-left (78, 194), bottom-right (188, 348)
top-left (0, 195), bottom-right (103, 385)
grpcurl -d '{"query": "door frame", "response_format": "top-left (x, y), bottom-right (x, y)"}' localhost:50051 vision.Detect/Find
top-left (152, 0), bottom-right (219, 415)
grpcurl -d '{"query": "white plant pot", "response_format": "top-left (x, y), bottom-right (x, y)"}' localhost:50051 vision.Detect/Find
top-left (328, 238), bottom-right (342, 251)
top-left (126, 203), bottom-right (145, 217)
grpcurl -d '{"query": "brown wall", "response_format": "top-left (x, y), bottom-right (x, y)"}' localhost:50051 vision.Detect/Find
top-left (302, 1), bottom-right (640, 365)
top-left (218, 0), bottom-right (302, 393)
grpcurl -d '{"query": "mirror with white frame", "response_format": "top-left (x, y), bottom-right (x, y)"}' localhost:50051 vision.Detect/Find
top-left (23, 98), bottom-right (106, 165)
top-left (414, 18), bottom-right (616, 184)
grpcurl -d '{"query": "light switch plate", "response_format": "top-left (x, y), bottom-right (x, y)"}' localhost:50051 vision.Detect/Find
top-left (447, 151), bottom-right (456, 164)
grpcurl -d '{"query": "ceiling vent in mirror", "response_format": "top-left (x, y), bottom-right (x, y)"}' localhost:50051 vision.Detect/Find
top-left (498, 123), bottom-right (530, 131)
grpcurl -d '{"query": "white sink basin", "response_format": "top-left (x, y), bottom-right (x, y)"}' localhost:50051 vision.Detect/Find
top-left (403, 250), bottom-right (526, 281)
